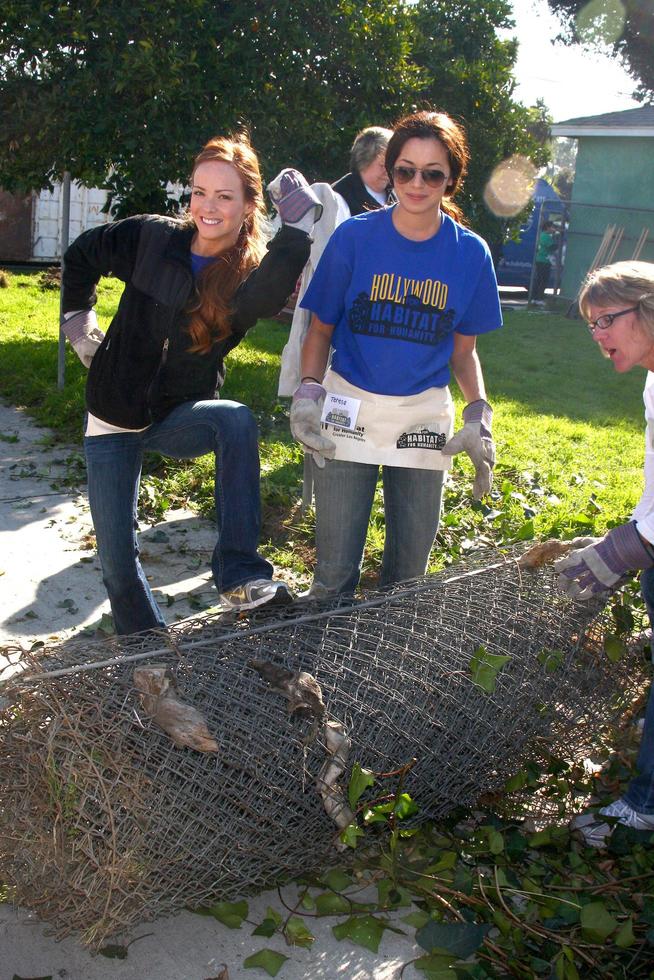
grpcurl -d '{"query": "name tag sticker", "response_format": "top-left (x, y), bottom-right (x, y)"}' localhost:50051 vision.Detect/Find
top-left (321, 392), bottom-right (361, 431)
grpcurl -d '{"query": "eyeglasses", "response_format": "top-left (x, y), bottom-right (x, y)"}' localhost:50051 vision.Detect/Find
top-left (587, 305), bottom-right (639, 335)
top-left (392, 166), bottom-right (448, 188)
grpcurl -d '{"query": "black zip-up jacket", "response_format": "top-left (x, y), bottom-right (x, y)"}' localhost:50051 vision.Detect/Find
top-left (61, 214), bottom-right (311, 428)
top-left (331, 171), bottom-right (390, 216)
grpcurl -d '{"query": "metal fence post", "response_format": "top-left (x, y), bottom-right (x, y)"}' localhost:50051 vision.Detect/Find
top-left (57, 171), bottom-right (72, 389)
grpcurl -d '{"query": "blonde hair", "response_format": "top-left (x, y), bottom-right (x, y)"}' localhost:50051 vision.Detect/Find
top-left (579, 261), bottom-right (654, 339)
top-left (186, 134), bottom-right (267, 353)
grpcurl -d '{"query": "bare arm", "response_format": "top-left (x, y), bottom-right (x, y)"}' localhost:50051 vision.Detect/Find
top-left (450, 333), bottom-right (487, 404)
top-left (300, 315), bottom-right (335, 383)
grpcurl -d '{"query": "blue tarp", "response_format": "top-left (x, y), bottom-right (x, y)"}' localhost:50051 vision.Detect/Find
top-left (496, 178), bottom-right (565, 288)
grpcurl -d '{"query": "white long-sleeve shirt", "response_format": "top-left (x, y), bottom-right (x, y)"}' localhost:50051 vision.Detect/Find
top-left (633, 371), bottom-right (654, 543)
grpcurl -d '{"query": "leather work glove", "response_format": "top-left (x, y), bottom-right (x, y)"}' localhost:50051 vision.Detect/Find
top-left (442, 399), bottom-right (495, 499)
top-left (61, 309), bottom-right (105, 369)
top-left (554, 521), bottom-right (654, 600)
top-left (267, 169), bottom-right (323, 233)
top-left (290, 382), bottom-right (336, 468)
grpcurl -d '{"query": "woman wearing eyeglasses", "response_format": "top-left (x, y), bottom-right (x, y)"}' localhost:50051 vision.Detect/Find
top-left (554, 261), bottom-right (654, 845)
top-left (289, 109), bottom-right (502, 596)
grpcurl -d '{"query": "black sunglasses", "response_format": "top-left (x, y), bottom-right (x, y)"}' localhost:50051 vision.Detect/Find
top-left (392, 166), bottom-right (449, 189)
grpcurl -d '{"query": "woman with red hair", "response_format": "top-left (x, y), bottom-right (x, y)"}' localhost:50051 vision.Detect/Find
top-left (62, 135), bottom-right (320, 633)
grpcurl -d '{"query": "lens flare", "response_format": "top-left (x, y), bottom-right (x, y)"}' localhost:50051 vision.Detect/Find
top-left (575, 0), bottom-right (626, 46)
top-left (483, 155), bottom-right (537, 218)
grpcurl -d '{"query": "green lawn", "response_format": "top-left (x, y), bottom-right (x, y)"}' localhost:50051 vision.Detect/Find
top-left (0, 269), bottom-right (646, 584)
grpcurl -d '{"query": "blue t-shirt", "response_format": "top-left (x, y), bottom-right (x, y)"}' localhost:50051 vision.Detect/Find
top-left (300, 208), bottom-right (502, 395)
top-left (190, 252), bottom-right (216, 278)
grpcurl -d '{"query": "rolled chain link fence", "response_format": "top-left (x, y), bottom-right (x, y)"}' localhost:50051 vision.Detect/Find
top-left (0, 544), bottom-right (648, 945)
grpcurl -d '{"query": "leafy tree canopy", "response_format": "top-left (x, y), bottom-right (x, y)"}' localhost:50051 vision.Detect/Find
top-left (0, 0), bottom-right (549, 244)
top-left (547, 0), bottom-right (654, 103)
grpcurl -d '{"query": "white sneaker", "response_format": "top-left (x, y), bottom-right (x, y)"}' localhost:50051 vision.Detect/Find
top-left (219, 578), bottom-right (293, 612)
top-left (570, 798), bottom-right (654, 848)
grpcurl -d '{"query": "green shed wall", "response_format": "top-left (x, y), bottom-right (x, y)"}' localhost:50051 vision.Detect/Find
top-left (561, 136), bottom-right (654, 300)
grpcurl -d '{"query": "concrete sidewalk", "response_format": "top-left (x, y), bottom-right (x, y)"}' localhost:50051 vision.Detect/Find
top-left (2, 884), bottom-right (423, 979)
top-left (0, 399), bottom-right (423, 979)
top-left (0, 400), bottom-right (226, 649)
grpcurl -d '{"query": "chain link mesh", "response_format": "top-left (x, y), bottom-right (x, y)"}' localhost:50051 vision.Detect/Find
top-left (0, 545), bottom-right (646, 944)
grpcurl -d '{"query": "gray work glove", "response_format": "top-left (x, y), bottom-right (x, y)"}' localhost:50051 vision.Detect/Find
top-left (61, 309), bottom-right (105, 369)
top-left (554, 522), bottom-right (654, 600)
top-left (267, 169), bottom-right (323, 233)
top-left (441, 399), bottom-right (495, 499)
top-left (290, 382), bottom-right (336, 468)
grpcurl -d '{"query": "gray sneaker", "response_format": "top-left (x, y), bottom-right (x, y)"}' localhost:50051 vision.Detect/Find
top-left (570, 797), bottom-right (654, 848)
top-left (219, 578), bottom-right (293, 612)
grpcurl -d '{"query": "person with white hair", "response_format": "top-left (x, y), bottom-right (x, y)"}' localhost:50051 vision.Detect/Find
top-left (332, 125), bottom-right (394, 216)
top-left (555, 260), bottom-right (654, 845)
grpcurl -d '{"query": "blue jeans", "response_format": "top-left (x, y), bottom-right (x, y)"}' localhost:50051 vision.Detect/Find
top-left (623, 566), bottom-right (654, 813)
top-left (84, 400), bottom-right (272, 635)
top-left (312, 458), bottom-right (444, 594)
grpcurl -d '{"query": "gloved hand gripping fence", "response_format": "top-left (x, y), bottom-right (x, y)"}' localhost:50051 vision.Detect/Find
top-left (442, 398), bottom-right (495, 499)
top-left (555, 520), bottom-right (654, 600)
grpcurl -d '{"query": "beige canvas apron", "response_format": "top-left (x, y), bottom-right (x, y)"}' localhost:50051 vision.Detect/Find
top-left (322, 369), bottom-right (454, 470)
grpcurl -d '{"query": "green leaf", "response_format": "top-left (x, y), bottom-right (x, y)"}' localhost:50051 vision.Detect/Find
top-left (571, 513), bottom-right (594, 526)
top-left (252, 918), bottom-right (278, 938)
top-left (493, 910), bottom-right (512, 936)
top-left (580, 901), bottom-right (618, 943)
top-left (339, 821), bottom-right (365, 849)
top-left (425, 850), bottom-right (458, 873)
top-left (402, 910), bottom-right (431, 929)
top-left (364, 801), bottom-right (394, 824)
top-left (95, 612), bottom-right (115, 635)
top-left (604, 634), bottom-right (626, 663)
top-left (415, 920), bottom-right (491, 958)
top-left (377, 877), bottom-right (413, 908)
top-left (394, 792), bottom-right (419, 820)
top-left (469, 645), bottom-right (511, 694)
top-left (414, 953), bottom-right (459, 978)
top-left (243, 949), bottom-right (289, 977)
top-left (315, 891), bottom-right (352, 916)
top-left (203, 899), bottom-right (248, 928)
top-left (515, 519), bottom-right (535, 540)
top-left (614, 916), bottom-right (635, 948)
top-left (321, 867), bottom-right (353, 892)
top-left (554, 947), bottom-right (580, 980)
top-left (348, 762), bottom-right (376, 808)
top-left (301, 891), bottom-right (316, 911)
top-left (252, 905), bottom-right (284, 939)
top-left (332, 914), bottom-right (387, 953)
top-left (284, 915), bottom-right (314, 948)
top-left (504, 769), bottom-right (528, 792)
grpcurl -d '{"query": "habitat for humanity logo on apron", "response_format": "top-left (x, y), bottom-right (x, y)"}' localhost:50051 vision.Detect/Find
top-left (321, 369), bottom-right (454, 470)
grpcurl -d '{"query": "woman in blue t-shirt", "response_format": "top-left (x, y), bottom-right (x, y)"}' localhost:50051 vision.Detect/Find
top-left (290, 109), bottom-right (502, 596)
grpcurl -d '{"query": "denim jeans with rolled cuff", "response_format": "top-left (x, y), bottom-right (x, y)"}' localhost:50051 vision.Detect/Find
top-left (623, 566), bottom-right (654, 814)
top-left (84, 399), bottom-right (272, 636)
top-left (312, 457), bottom-right (444, 596)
